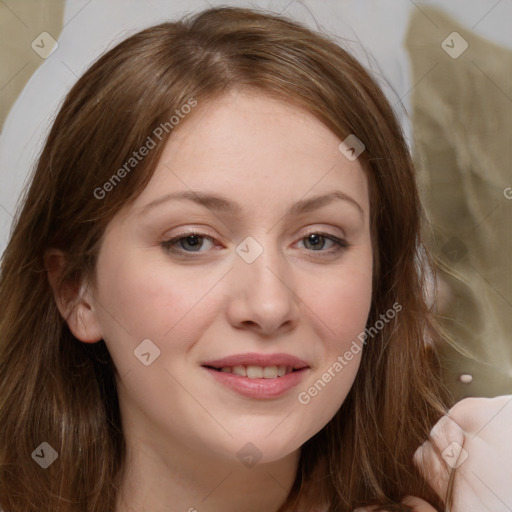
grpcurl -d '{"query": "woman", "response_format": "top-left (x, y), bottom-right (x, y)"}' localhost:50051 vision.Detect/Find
top-left (0, 5), bottom-right (507, 512)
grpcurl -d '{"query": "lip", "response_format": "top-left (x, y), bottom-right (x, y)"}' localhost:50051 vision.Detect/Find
top-left (203, 366), bottom-right (309, 399)
top-left (201, 352), bottom-right (310, 399)
top-left (201, 352), bottom-right (309, 369)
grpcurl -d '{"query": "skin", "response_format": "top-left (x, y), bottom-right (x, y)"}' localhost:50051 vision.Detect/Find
top-left (413, 395), bottom-right (512, 511)
top-left (46, 89), bottom-right (374, 512)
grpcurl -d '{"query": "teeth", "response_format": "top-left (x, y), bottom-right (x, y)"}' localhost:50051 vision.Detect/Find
top-left (232, 365), bottom-right (246, 377)
top-left (247, 365), bottom-right (263, 378)
top-left (217, 365), bottom-right (294, 378)
top-left (262, 366), bottom-right (278, 379)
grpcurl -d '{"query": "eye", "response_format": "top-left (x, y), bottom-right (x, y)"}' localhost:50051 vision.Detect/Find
top-left (296, 231), bottom-right (349, 255)
top-left (160, 230), bottom-right (349, 257)
top-left (161, 233), bottom-right (216, 253)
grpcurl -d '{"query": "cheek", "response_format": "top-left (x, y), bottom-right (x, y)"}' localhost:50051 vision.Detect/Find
top-left (323, 279), bottom-right (371, 336)
top-left (293, 254), bottom-right (372, 422)
top-left (93, 247), bottom-right (224, 373)
top-left (305, 257), bottom-right (373, 350)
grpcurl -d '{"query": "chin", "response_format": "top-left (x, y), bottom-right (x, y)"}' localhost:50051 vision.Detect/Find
top-left (217, 430), bottom-right (306, 466)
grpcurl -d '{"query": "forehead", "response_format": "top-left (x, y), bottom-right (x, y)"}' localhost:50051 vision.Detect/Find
top-left (128, 89), bottom-right (370, 223)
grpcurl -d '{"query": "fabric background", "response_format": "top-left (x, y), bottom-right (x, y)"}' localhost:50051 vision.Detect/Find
top-left (405, 5), bottom-right (512, 401)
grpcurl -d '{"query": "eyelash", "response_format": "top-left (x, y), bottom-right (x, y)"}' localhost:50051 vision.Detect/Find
top-left (160, 230), bottom-right (349, 258)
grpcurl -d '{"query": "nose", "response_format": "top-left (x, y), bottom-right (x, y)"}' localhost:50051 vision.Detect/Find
top-left (225, 237), bottom-right (300, 337)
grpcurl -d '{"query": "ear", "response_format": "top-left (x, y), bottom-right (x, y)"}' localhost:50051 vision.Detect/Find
top-left (44, 248), bottom-right (103, 343)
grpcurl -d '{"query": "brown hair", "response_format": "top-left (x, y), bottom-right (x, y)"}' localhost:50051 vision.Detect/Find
top-left (0, 6), bottom-right (451, 511)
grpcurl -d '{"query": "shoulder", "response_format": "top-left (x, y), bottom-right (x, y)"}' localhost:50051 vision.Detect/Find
top-left (413, 394), bottom-right (512, 511)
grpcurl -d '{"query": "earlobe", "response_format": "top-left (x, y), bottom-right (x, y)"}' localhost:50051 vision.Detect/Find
top-left (44, 248), bottom-right (103, 344)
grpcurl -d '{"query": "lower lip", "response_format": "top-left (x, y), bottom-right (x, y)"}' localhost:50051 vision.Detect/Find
top-left (203, 367), bottom-right (309, 399)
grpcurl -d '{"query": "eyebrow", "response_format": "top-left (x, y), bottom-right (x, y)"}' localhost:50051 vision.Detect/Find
top-left (139, 189), bottom-right (364, 218)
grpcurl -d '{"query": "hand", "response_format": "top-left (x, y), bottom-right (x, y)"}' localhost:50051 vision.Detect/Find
top-left (400, 496), bottom-right (438, 511)
top-left (413, 394), bottom-right (512, 512)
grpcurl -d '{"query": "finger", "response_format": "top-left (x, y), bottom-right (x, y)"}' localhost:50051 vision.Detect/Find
top-left (412, 439), bottom-right (449, 500)
top-left (401, 495), bottom-right (438, 512)
top-left (448, 395), bottom-right (512, 438)
top-left (412, 414), bottom-right (466, 501)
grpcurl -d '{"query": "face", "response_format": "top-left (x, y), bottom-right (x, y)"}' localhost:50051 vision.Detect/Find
top-left (86, 90), bottom-right (373, 466)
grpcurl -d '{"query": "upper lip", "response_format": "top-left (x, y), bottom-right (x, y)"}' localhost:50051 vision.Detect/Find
top-left (202, 352), bottom-right (310, 369)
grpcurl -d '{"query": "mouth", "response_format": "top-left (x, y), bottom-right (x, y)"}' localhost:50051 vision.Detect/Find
top-left (202, 364), bottom-right (305, 379)
top-left (200, 353), bottom-right (310, 398)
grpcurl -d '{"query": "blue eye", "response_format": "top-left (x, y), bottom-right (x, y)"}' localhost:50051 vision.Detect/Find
top-left (161, 233), bottom-right (216, 253)
top-left (160, 231), bottom-right (348, 257)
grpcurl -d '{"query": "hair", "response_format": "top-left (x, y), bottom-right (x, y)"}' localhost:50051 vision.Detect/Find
top-left (0, 5), bottom-right (452, 512)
